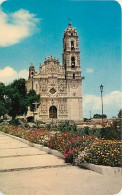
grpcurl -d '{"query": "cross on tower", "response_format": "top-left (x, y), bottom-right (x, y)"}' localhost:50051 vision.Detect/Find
top-left (69, 18), bottom-right (71, 23)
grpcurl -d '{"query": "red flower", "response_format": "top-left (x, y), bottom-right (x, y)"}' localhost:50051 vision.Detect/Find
top-left (64, 153), bottom-right (68, 157)
top-left (68, 147), bottom-right (73, 154)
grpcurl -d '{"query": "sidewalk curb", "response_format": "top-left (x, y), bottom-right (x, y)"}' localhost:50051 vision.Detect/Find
top-left (0, 131), bottom-right (121, 175)
top-left (79, 162), bottom-right (122, 175)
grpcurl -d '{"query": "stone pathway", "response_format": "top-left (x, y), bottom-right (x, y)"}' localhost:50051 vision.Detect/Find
top-left (0, 132), bottom-right (121, 195)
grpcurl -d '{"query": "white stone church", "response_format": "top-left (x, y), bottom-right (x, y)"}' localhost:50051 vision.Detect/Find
top-left (26, 23), bottom-right (83, 122)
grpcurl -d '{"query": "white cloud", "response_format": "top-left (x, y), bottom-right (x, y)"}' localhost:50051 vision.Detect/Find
top-left (0, 9), bottom-right (40, 47)
top-left (86, 68), bottom-right (94, 73)
top-left (0, 66), bottom-right (29, 84)
top-left (83, 91), bottom-right (122, 118)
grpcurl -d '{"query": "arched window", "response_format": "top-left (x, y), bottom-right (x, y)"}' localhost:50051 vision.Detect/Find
top-left (71, 56), bottom-right (75, 68)
top-left (71, 41), bottom-right (74, 50)
top-left (73, 73), bottom-right (75, 79)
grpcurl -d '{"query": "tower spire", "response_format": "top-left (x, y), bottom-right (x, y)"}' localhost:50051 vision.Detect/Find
top-left (69, 18), bottom-right (71, 23)
top-left (68, 19), bottom-right (72, 27)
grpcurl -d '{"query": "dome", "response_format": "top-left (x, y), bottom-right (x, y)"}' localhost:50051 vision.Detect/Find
top-left (44, 55), bottom-right (59, 64)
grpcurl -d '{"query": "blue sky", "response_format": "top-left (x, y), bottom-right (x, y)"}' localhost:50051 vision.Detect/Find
top-left (0, 0), bottom-right (121, 118)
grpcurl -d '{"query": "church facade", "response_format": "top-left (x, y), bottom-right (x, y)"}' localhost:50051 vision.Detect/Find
top-left (26, 23), bottom-right (83, 122)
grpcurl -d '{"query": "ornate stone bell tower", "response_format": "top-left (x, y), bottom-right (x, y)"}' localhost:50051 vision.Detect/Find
top-left (29, 63), bottom-right (35, 79)
top-left (63, 23), bottom-right (83, 120)
top-left (63, 22), bottom-right (81, 80)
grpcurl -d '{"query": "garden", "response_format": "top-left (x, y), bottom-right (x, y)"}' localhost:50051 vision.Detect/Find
top-left (0, 120), bottom-right (121, 167)
top-left (0, 79), bottom-right (121, 167)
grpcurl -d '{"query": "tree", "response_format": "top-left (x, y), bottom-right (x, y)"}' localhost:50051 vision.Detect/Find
top-left (0, 83), bottom-right (8, 118)
top-left (0, 79), bottom-right (40, 121)
top-left (27, 89), bottom-right (40, 112)
top-left (93, 114), bottom-right (107, 119)
top-left (6, 79), bottom-right (28, 120)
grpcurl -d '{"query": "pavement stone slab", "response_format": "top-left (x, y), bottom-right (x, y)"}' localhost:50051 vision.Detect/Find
top-left (0, 154), bottom-right (66, 171)
top-left (0, 142), bottom-right (29, 149)
top-left (0, 147), bottom-right (47, 157)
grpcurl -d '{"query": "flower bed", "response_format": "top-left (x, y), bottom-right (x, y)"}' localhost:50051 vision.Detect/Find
top-left (47, 132), bottom-right (94, 163)
top-left (75, 139), bottom-right (121, 167)
top-left (0, 125), bottom-right (121, 167)
top-left (0, 126), bottom-right (51, 145)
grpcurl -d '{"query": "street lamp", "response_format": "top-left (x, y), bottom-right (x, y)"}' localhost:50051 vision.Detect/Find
top-left (100, 84), bottom-right (104, 127)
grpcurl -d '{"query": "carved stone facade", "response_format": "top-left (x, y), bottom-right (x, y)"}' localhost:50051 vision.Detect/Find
top-left (26, 23), bottom-right (83, 122)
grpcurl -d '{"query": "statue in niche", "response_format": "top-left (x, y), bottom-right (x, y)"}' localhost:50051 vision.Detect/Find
top-left (42, 85), bottom-right (46, 92)
top-left (51, 66), bottom-right (54, 72)
top-left (59, 80), bottom-right (65, 92)
top-left (42, 101), bottom-right (47, 113)
top-left (60, 104), bottom-right (64, 114)
top-left (60, 84), bottom-right (64, 92)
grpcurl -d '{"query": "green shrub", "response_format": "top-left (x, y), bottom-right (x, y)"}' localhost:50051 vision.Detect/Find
top-left (46, 123), bottom-right (51, 130)
top-left (36, 121), bottom-right (40, 129)
top-left (32, 125), bottom-right (36, 128)
top-left (84, 127), bottom-right (89, 135)
top-left (58, 120), bottom-right (77, 132)
top-left (9, 119), bottom-right (21, 126)
top-left (24, 123), bottom-right (30, 128)
top-left (100, 120), bottom-right (121, 140)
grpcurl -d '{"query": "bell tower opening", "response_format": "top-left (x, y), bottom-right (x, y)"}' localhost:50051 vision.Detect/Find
top-left (73, 73), bottom-right (75, 79)
top-left (71, 41), bottom-right (74, 50)
top-left (71, 56), bottom-right (75, 68)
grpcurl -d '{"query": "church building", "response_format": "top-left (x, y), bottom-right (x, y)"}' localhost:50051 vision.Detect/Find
top-left (26, 23), bottom-right (83, 122)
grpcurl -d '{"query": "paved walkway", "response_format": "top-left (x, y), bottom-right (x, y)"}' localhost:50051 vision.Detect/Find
top-left (0, 132), bottom-right (121, 195)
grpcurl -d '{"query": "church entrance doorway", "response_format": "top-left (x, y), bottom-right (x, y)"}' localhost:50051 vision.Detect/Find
top-left (49, 106), bottom-right (57, 118)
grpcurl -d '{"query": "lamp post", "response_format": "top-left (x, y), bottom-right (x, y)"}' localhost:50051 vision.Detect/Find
top-left (100, 84), bottom-right (104, 127)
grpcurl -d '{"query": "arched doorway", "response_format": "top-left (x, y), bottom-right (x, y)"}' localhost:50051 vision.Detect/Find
top-left (49, 106), bottom-right (57, 118)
